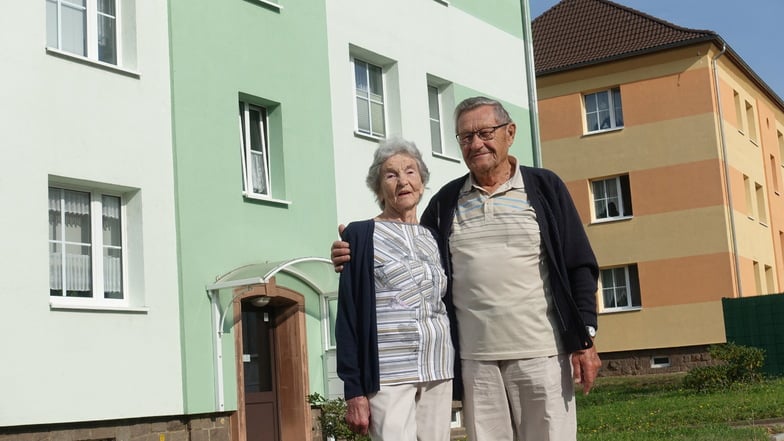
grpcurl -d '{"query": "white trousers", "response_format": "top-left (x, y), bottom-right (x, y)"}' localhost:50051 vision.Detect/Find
top-left (462, 355), bottom-right (576, 441)
top-left (367, 379), bottom-right (453, 441)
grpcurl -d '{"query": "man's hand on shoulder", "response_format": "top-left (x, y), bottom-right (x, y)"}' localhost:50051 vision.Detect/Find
top-left (331, 224), bottom-right (350, 272)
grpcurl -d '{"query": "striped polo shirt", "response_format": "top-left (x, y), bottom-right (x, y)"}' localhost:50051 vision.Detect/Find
top-left (450, 159), bottom-right (563, 360)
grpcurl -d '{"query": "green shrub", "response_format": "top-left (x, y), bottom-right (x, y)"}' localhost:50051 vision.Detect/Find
top-left (683, 343), bottom-right (765, 392)
top-left (307, 393), bottom-right (371, 441)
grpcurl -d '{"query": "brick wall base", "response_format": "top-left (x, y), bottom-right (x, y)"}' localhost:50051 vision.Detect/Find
top-left (0, 413), bottom-right (232, 441)
top-left (599, 345), bottom-right (715, 376)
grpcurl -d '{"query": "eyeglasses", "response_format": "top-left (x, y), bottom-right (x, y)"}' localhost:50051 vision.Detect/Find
top-left (455, 123), bottom-right (510, 146)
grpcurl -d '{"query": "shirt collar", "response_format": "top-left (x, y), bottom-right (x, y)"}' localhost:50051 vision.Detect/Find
top-left (460, 156), bottom-right (523, 196)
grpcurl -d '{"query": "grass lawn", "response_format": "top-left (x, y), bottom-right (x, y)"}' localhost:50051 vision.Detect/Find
top-left (576, 373), bottom-right (784, 441)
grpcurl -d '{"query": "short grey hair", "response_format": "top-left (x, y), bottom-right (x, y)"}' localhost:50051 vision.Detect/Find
top-left (454, 96), bottom-right (513, 129)
top-left (366, 136), bottom-right (430, 210)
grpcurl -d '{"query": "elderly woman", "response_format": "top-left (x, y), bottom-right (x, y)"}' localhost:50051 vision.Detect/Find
top-left (335, 137), bottom-right (454, 441)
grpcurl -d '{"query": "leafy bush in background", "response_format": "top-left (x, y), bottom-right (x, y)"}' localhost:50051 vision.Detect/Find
top-left (308, 393), bottom-right (370, 441)
top-left (683, 342), bottom-right (765, 392)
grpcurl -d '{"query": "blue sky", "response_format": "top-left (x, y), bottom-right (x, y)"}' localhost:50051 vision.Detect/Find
top-left (529, 0), bottom-right (784, 101)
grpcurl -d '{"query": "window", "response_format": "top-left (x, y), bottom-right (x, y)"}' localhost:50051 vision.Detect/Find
top-left (780, 232), bottom-right (784, 275)
top-left (353, 58), bottom-right (386, 138)
top-left (745, 101), bottom-right (758, 143)
top-left (651, 356), bottom-right (671, 368)
top-left (49, 186), bottom-right (124, 303)
top-left (755, 182), bottom-right (767, 224)
top-left (765, 265), bottom-right (775, 293)
top-left (770, 155), bottom-right (780, 194)
top-left (778, 130), bottom-right (784, 167)
top-left (450, 406), bottom-right (463, 429)
top-left (591, 175), bottom-right (632, 221)
top-left (733, 90), bottom-right (743, 132)
top-left (239, 101), bottom-right (271, 198)
top-left (46, 0), bottom-right (119, 65)
top-left (427, 85), bottom-right (444, 154)
top-left (753, 261), bottom-right (761, 294)
top-left (743, 174), bottom-right (753, 218)
top-left (599, 265), bottom-right (641, 312)
top-left (584, 87), bottom-right (623, 133)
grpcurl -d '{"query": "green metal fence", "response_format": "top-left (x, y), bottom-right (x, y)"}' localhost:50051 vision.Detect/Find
top-left (722, 293), bottom-right (784, 377)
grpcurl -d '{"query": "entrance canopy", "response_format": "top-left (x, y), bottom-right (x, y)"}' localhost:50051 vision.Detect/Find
top-left (206, 256), bottom-right (338, 296)
top-left (206, 256), bottom-right (338, 338)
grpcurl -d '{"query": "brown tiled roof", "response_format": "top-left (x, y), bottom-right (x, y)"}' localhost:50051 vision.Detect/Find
top-left (532, 0), bottom-right (717, 75)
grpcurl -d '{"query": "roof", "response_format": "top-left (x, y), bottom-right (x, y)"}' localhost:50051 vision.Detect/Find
top-left (532, 0), bottom-right (717, 75)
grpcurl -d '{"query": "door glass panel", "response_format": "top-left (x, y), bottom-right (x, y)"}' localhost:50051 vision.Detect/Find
top-left (242, 308), bottom-right (273, 393)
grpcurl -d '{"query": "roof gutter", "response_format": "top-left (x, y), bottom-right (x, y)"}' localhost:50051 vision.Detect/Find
top-left (521, 0), bottom-right (542, 167)
top-left (712, 43), bottom-right (743, 298)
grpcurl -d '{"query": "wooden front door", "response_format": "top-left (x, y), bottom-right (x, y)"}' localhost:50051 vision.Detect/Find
top-left (242, 303), bottom-right (278, 441)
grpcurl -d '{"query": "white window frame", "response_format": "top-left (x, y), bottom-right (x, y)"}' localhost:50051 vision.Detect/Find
top-left (46, 0), bottom-right (121, 66)
top-left (591, 175), bottom-right (632, 222)
top-left (239, 101), bottom-right (272, 199)
top-left (599, 265), bottom-right (641, 313)
top-left (49, 185), bottom-right (128, 308)
top-left (352, 57), bottom-right (386, 139)
top-left (428, 84), bottom-right (444, 155)
top-left (321, 294), bottom-right (339, 351)
top-left (584, 87), bottom-right (623, 133)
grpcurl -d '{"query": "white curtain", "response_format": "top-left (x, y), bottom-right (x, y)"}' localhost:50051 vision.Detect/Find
top-left (251, 152), bottom-right (268, 195)
top-left (103, 253), bottom-right (122, 296)
top-left (49, 188), bottom-right (92, 294)
top-left (49, 252), bottom-right (92, 292)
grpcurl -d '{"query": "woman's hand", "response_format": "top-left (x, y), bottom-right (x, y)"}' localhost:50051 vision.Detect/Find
top-left (345, 395), bottom-right (371, 435)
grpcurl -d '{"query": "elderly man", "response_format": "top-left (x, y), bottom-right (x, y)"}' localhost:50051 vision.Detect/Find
top-left (333, 96), bottom-right (601, 441)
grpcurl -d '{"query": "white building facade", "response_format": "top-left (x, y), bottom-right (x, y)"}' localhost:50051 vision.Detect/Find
top-left (0, 0), bottom-right (182, 430)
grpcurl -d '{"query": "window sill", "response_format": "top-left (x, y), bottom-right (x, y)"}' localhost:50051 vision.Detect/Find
top-left (432, 152), bottom-right (461, 163)
top-left (354, 131), bottom-right (384, 142)
top-left (46, 47), bottom-right (141, 78)
top-left (600, 307), bottom-right (641, 315)
top-left (50, 300), bottom-right (149, 313)
top-left (591, 215), bottom-right (632, 225)
top-left (759, 221), bottom-right (769, 228)
top-left (243, 192), bottom-right (292, 206)
top-left (247, 0), bottom-right (282, 10)
top-left (583, 126), bottom-right (623, 137)
top-left (433, 0), bottom-right (449, 5)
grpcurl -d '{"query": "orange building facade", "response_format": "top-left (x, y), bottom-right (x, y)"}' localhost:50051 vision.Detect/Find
top-left (534, 1), bottom-right (784, 375)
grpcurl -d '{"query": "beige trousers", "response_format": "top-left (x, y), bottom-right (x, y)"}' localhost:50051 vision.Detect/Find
top-left (367, 379), bottom-right (453, 441)
top-left (462, 355), bottom-right (576, 441)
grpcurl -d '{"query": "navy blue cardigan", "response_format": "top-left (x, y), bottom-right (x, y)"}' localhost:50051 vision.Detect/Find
top-left (335, 220), bottom-right (380, 400)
